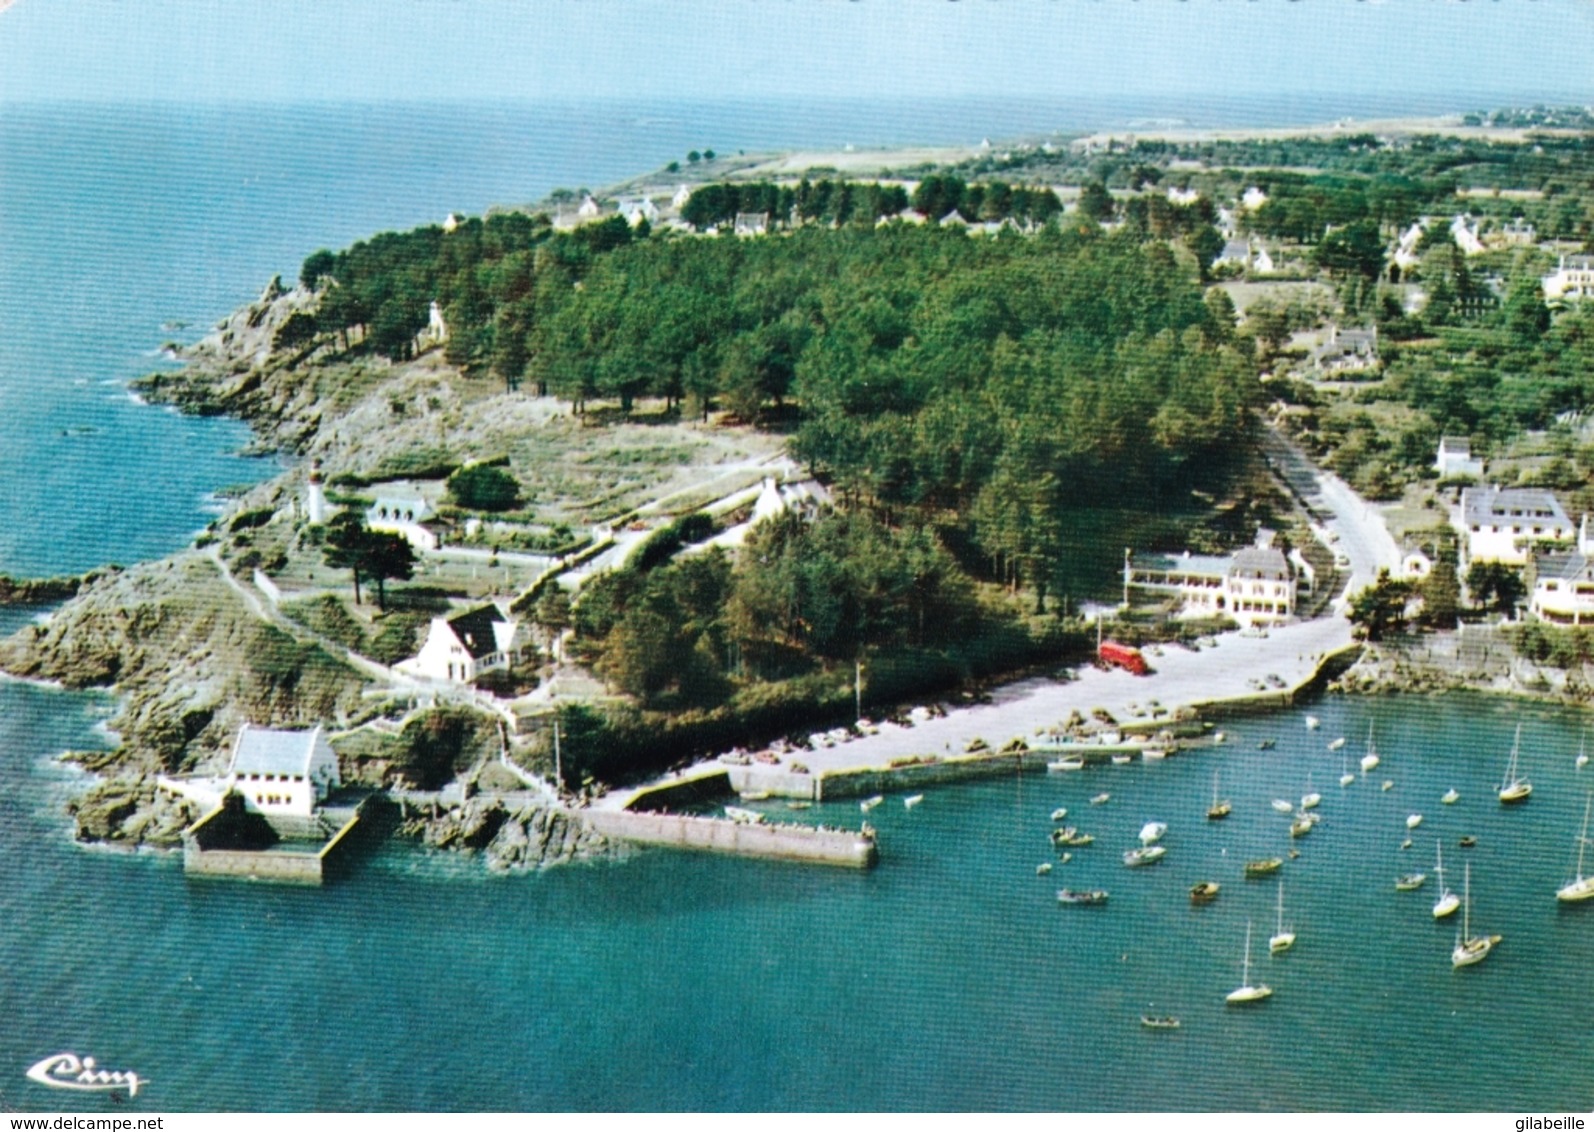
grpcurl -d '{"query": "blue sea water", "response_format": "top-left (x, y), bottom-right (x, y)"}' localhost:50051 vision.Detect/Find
top-left (3, 97), bottom-right (1594, 1113)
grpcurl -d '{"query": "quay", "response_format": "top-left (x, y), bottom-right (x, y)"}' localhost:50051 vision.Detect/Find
top-left (181, 794), bottom-right (371, 884)
top-left (597, 617), bottom-right (1363, 813)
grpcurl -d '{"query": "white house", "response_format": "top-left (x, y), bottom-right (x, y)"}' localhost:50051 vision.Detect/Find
top-left (734, 212), bottom-right (770, 237)
top-left (617, 197), bottom-right (659, 226)
top-left (1124, 531), bottom-right (1295, 629)
top-left (577, 195), bottom-right (601, 219)
top-left (367, 496), bottom-right (445, 553)
top-left (1400, 542), bottom-right (1435, 581)
top-left (1531, 517), bottom-right (1594, 624)
top-left (1457, 485), bottom-right (1574, 567)
top-left (671, 184), bottom-right (692, 210)
top-left (1450, 214), bottom-right (1486, 256)
top-left (1435, 436), bottom-right (1484, 480)
top-left (1240, 186), bottom-right (1269, 211)
top-left (395, 603), bottom-right (529, 684)
top-left (1393, 220), bottom-right (1427, 270)
top-left (442, 212), bottom-right (460, 234)
top-left (1251, 244), bottom-right (1276, 274)
top-left (1166, 186), bottom-right (1201, 206)
top-left (1496, 218), bottom-right (1536, 247)
top-left (1543, 255), bottom-right (1594, 302)
top-left (226, 725), bottom-right (341, 817)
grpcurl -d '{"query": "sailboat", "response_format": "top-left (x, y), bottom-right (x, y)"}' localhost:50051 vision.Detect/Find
top-left (1306, 715), bottom-right (1321, 731)
top-left (1433, 840), bottom-right (1460, 918)
top-left (1360, 722), bottom-right (1380, 773)
top-left (1301, 772), bottom-right (1321, 811)
top-left (1451, 862), bottom-right (1501, 968)
top-left (1226, 921), bottom-right (1273, 1003)
top-left (1498, 723), bottom-right (1532, 804)
top-left (1339, 747), bottom-right (1355, 787)
top-left (1555, 794), bottom-right (1594, 902)
top-left (1578, 734), bottom-right (1589, 770)
top-left (1269, 879), bottom-right (1296, 953)
top-left (1207, 769), bottom-right (1231, 820)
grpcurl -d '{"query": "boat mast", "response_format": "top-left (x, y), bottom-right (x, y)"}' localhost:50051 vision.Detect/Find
top-left (1462, 862), bottom-right (1472, 943)
top-left (1276, 879), bottom-right (1285, 936)
top-left (1577, 795), bottom-right (1592, 884)
top-left (1435, 839), bottom-right (1446, 893)
top-left (1242, 921), bottom-right (1253, 985)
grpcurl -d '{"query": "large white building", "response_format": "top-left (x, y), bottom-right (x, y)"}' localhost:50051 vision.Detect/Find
top-left (157, 725), bottom-right (342, 820)
top-left (395, 603), bottom-right (529, 684)
top-left (225, 725), bottom-right (342, 817)
top-left (1124, 532), bottom-right (1296, 629)
top-left (1456, 486), bottom-right (1574, 567)
top-left (1543, 255), bottom-right (1594, 302)
top-left (1530, 517), bottom-right (1594, 625)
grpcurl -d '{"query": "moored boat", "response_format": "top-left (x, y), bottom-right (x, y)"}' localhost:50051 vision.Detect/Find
top-left (859, 795), bottom-right (885, 813)
top-left (1111, 753), bottom-right (1133, 765)
top-left (1555, 794), bottom-right (1594, 903)
top-left (1433, 841), bottom-right (1460, 918)
top-left (1190, 881), bottom-right (1221, 904)
top-left (1328, 736), bottom-right (1346, 751)
top-left (1395, 872), bottom-right (1427, 891)
top-left (903, 794), bottom-right (924, 809)
top-left (1271, 799), bottom-right (1295, 814)
top-left (1306, 716), bottom-right (1321, 731)
top-left (1360, 723), bottom-right (1380, 772)
top-left (1057, 888), bottom-right (1109, 906)
top-left (1407, 813), bottom-right (1423, 829)
top-left (1140, 1015), bottom-right (1181, 1030)
top-left (1451, 862), bottom-right (1500, 968)
top-left (1051, 807), bottom-right (1069, 821)
top-left (1207, 769), bottom-right (1231, 820)
top-left (1036, 862), bottom-right (1053, 875)
top-left (1269, 878), bottom-right (1295, 953)
top-left (1499, 723), bottom-right (1532, 803)
top-left (723, 805), bottom-right (765, 824)
top-left (1048, 757), bottom-right (1086, 772)
top-left (1226, 922), bottom-right (1273, 1004)
top-left (1245, 857), bottom-right (1283, 877)
top-left (1442, 788), bottom-right (1460, 805)
top-left (1090, 792), bottom-right (1111, 805)
top-left (1139, 820), bottom-right (1168, 845)
top-left (1123, 845), bottom-right (1167, 868)
top-left (1289, 817), bottom-right (1313, 839)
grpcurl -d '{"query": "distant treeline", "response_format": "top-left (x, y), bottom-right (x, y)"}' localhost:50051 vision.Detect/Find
top-left (680, 177), bottom-right (1061, 230)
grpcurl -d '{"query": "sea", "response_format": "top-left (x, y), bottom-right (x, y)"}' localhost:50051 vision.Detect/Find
top-left (2, 95), bottom-right (1593, 1113)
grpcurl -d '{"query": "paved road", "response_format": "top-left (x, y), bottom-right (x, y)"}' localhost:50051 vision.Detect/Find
top-left (1259, 427), bottom-right (1402, 602)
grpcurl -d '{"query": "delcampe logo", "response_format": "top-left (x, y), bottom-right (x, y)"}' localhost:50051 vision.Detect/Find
top-left (25, 1052), bottom-right (147, 1098)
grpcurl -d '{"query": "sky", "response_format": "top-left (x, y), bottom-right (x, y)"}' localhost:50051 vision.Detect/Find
top-left (0, 0), bottom-right (1592, 106)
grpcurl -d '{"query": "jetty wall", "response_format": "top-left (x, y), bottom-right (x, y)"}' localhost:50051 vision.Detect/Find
top-left (181, 802), bottom-right (364, 885)
top-left (584, 809), bottom-right (877, 868)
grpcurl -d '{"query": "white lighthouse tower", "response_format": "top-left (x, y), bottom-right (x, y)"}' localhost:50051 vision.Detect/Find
top-left (306, 460), bottom-right (330, 525)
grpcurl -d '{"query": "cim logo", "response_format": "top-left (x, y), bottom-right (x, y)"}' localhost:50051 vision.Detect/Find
top-left (26, 1052), bottom-right (147, 1098)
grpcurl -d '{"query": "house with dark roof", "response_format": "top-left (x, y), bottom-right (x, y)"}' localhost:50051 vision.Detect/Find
top-left (1529, 517), bottom-right (1594, 624)
top-left (1456, 485), bottom-right (1574, 567)
top-left (367, 495), bottom-right (449, 552)
top-left (1310, 325), bottom-right (1380, 376)
top-left (395, 602), bottom-right (528, 684)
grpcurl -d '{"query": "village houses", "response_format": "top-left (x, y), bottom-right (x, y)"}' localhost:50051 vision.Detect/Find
top-left (1543, 255), bottom-right (1594, 302)
top-left (1455, 485), bottom-right (1574, 568)
top-left (1123, 530), bottom-right (1296, 630)
top-left (1434, 436), bottom-right (1484, 480)
top-left (1530, 516), bottom-right (1594, 625)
